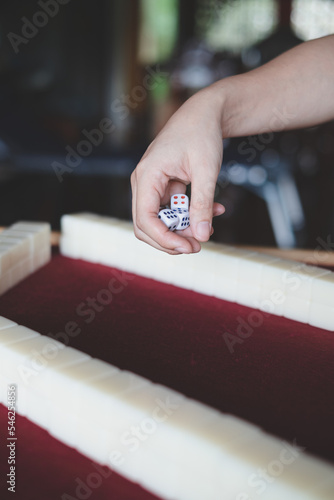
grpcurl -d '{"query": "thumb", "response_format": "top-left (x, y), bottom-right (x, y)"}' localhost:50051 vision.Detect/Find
top-left (190, 174), bottom-right (217, 242)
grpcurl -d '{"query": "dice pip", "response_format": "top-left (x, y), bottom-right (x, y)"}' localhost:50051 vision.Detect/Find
top-left (172, 209), bottom-right (190, 230)
top-left (158, 209), bottom-right (179, 231)
top-left (171, 194), bottom-right (189, 210)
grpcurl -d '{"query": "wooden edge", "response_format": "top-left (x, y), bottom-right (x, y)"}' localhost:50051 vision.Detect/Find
top-left (1, 227), bottom-right (334, 266)
top-left (50, 231), bottom-right (60, 246)
top-left (236, 245), bottom-right (334, 267)
top-left (0, 227), bottom-right (60, 247)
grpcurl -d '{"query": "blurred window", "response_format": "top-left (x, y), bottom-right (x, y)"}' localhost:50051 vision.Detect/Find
top-left (199, 0), bottom-right (278, 53)
top-left (138, 0), bottom-right (179, 64)
top-left (292, 0), bottom-right (334, 40)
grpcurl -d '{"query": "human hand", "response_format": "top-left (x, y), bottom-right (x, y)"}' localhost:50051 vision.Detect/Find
top-left (131, 88), bottom-right (225, 254)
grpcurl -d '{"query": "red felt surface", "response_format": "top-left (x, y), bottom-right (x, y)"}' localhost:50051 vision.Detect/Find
top-left (0, 250), bottom-right (334, 499)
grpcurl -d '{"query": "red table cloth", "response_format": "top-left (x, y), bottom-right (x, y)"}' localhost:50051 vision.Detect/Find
top-left (0, 250), bottom-right (333, 499)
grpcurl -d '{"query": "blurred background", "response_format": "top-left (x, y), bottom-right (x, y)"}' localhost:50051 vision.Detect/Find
top-left (0, 0), bottom-right (333, 248)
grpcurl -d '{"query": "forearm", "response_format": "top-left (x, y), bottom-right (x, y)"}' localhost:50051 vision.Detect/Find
top-left (205, 35), bottom-right (334, 138)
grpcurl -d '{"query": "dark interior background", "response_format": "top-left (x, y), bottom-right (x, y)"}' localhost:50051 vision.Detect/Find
top-left (0, 0), bottom-right (333, 248)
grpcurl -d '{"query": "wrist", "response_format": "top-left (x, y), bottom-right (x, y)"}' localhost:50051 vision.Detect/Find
top-left (196, 79), bottom-right (234, 138)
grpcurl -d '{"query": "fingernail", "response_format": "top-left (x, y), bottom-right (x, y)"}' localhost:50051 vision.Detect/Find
top-left (196, 221), bottom-right (211, 240)
top-left (175, 247), bottom-right (189, 254)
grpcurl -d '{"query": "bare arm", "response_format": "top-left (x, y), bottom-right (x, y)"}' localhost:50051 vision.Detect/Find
top-left (218, 34), bottom-right (334, 137)
top-left (131, 35), bottom-right (334, 254)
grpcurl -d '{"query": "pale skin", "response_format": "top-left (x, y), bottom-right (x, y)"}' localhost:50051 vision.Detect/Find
top-left (131, 35), bottom-right (334, 254)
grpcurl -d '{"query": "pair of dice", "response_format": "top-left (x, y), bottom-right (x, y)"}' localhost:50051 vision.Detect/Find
top-left (158, 194), bottom-right (190, 231)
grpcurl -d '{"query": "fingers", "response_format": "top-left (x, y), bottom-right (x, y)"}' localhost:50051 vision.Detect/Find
top-left (132, 163), bottom-right (225, 253)
top-left (189, 169), bottom-right (219, 242)
top-left (213, 202), bottom-right (225, 217)
top-left (135, 224), bottom-right (201, 254)
top-left (131, 166), bottom-right (200, 254)
top-left (135, 216), bottom-right (201, 254)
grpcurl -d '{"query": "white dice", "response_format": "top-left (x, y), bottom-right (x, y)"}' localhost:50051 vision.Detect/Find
top-left (158, 194), bottom-right (190, 231)
top-left (171, 194), bottom-right (189, 210)
top-left (173, 209), bottom-right (190, 230)
top-left (158, 209), bottom-right (179, 231)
